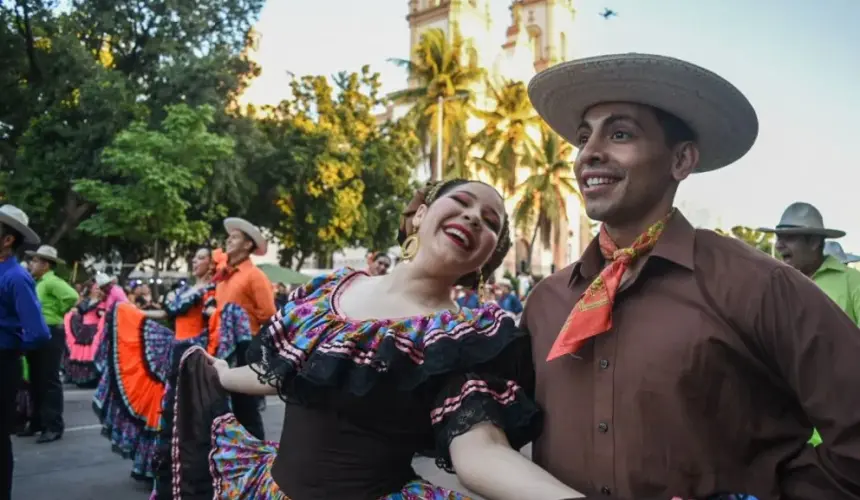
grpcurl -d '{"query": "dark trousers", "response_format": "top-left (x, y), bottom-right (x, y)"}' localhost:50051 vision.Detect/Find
top-left (24, 325), bottom-right (65, 433)
top-left (0, 350), bottom-right (21, 500)
top-left (229, 342), bottom-right (264, 440)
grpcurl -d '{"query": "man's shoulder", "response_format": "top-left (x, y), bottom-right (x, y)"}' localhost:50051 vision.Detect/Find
top-left (691, 229), bottom-right (791, 309)
top-left (528, 264), bottom-right (578, 302)
top-left (4, 265), bottom-right (35, 287)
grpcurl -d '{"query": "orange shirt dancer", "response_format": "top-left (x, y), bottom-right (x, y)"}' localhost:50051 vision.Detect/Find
top-left (213, 217), bottom-right (275, 440)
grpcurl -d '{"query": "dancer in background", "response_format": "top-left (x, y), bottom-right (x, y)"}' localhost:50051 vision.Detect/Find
top-left (366, 251), bottom-right (392, 276)
top-left (94, 246), bottom-right (252, 484)
top-left (212, 217), bottom-right (275, 440)
top-left (0, 205), bottom-right (49, 500)
top-left (19, 245), bottom-right (78, 443)
top-left (64, 281), bottom-right (106, 386)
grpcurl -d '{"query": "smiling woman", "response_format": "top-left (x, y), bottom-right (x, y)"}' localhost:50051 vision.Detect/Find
top-left (155, 179), bottom-right (586, 500)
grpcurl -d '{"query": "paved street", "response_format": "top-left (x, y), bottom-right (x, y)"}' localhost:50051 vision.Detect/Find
top-left (12, 387), bottom-right (485, 500)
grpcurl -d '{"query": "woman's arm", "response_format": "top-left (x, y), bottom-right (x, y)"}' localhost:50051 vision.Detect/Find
top-left (450, 422), bottom-right (583, 500)
top-left (143, 310), bottom-right (168, 320)
top-left (213, 363), bottom-right (278, 396)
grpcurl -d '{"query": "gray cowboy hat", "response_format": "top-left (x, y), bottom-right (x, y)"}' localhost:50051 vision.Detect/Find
top-left (224, 217), bottom-right (267, 256)
top-left (758, 202), bottom-right (845, 238)
top-left (25, 244), bottom-right (65, 265)
top-left (527, 53), bottom-right (759, 173)
top-left (823, 241), bottom-right (860, 264)
top-left (0, 204), bottom-right (40, 245)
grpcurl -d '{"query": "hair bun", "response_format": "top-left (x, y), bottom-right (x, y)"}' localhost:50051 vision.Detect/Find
top-left (398, 182), bottom-right (440, 244)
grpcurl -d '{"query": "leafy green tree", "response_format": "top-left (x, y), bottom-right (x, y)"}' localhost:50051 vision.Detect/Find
top-left (0, 0), bottom-right (263, 260)
top-left (73, 104), bottom-right (234, 276)
top-left (247, 67), bottom-right (417, 269)
top-left (716, 225), bottom-right (775, 255)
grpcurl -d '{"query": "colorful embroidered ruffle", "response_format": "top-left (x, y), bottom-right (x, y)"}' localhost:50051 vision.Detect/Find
top-left (247, 268), bottom-right (525, 400)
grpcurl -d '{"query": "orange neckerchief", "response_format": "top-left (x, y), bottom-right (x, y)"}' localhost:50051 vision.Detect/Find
top-left (210, 249), bottom-right (234, 284)
top-left (547, 211), bottom-right (674, 361)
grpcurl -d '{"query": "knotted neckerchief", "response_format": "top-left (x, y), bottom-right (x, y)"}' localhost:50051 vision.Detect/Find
top-left (210, 249), bottom-right (234, 284)
top-left (546, 210), bottom-right (675, 361)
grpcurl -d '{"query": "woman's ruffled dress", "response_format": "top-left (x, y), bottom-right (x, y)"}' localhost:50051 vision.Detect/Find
top-left (157, 268), bottom-right (540, 500)
top-left (64, 299), bottom-right (107, 386)
top-left (93, 285), bottom-right (253, 482)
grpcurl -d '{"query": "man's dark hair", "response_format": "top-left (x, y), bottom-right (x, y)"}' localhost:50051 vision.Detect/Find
top-left (652, 107), bottom-right (697, 147)
top-left (0, 224), bottom-right (25, 252)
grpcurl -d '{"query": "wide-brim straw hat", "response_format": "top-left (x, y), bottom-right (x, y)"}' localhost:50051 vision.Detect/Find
top-left (528, 53), bottom-right (759, 173)
top-left (759, 202), bottom-right (845, 239)
top-left (0, 204), bottom-right (40, 245)
top-left (25, 244), bottom-right (65, 264)
top-left (224, 217), bottom-right (267, 256)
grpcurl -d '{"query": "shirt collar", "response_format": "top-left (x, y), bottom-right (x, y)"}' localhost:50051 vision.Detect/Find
top-left (37, 270), bottom-right (55, 282)
top-left (0, 255), bottom-right (20, 273)
top-left (569, 210), bottom-right (696, 287)
top-left (814, 255), bottom-right (848, 277)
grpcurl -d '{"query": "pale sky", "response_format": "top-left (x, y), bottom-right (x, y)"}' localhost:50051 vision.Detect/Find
top-left (248, 0), bottom-right (860, 249)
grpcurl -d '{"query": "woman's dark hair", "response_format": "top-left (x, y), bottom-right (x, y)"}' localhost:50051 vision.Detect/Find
top-left (372, 253), bottom-right (391, 263)
top-left (398, 179), bottom-right (512, 289)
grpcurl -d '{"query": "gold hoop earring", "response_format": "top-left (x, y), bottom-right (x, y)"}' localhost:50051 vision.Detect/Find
top-left (476, 269), bottom-right (484, 291)
top-left (401, 234), bottom-right (420, 261)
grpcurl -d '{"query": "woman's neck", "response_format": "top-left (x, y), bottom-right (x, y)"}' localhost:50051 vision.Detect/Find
top-left (380, 263), bottom-right (456, 310)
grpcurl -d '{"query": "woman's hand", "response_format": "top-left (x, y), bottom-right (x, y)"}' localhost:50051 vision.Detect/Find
top-left (203, 351), bottom-right (229, 375)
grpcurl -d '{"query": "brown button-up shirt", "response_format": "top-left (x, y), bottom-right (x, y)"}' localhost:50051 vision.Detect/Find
top-left (523, 212), bottom-right (860, 499)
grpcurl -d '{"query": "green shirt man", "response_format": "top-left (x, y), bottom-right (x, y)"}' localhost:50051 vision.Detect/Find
top-left (35, 270), bottom-right (79, 325)
top-left (762, 202), bottom-right (860, 447)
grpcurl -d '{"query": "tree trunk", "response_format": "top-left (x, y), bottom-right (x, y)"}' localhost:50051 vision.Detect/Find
top-left (48, 191), bottom-right (90, 246)
top-left (527, 220), bottom-right (540, 274)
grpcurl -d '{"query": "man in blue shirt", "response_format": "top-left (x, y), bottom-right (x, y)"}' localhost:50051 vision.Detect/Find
top-left (0, 205), bottom-right (49, 500)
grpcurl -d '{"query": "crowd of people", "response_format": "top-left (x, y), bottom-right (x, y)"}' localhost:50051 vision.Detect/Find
top-left (1, 51), bottom-right (859, 500)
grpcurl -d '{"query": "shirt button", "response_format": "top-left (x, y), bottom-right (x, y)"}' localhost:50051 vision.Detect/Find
top-left (601, 486), bottom-right (612, 495)
top-left (598, 422), bottom-right (609, 433)
top-left (599, 359), bottom-right (610, 369)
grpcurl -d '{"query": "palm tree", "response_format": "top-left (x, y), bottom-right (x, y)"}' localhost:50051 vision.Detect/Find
top-left (388, 28), bottom-right (484, 181)
top-left (471, 79), bottom-right (542, 195)
top-left (513, 128), bottom-right (582, 271)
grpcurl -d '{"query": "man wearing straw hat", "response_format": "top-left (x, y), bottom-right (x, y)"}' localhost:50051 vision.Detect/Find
top-left (214, 217), bottom-right (276, 440)
top-left (0, 205), bottom-right (50, 500)
top-left (517, 54), bottom-right (860, 498)
top-left (762, 202), bottom-right (860, 325)
top-left (19, 245), bottom-right (78, 444)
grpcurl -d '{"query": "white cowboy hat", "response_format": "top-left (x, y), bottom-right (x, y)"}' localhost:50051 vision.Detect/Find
top-left (527, 53), bottom-right (759, 173)
top-left (95, 272), bottom-right (113, 288)
top-left (25, 244), bottom-right (65, 264)
top-left (0, 204), bottom-right (40, 245)
top-left (224, 217), bottom-right (267, 256)
top-left (824, 241), bottom-right (860, 264)
top-left (759, 202), bottom-right (844, 239)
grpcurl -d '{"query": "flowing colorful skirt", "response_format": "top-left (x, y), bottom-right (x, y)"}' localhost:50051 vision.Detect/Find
top-left (93, 303), bottom-right (174, 481)
top-left (154, 346), bottom-right (472, 500)
top-left (64, 308), bottom-right (106, 386)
